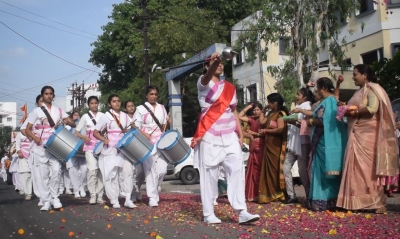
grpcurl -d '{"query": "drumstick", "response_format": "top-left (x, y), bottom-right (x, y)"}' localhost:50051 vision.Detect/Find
top-left (162, 112), bottom-right (171, 132)
top-left (149, 126), bottom-right (157, 136)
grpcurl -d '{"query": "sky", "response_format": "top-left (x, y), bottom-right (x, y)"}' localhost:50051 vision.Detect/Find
top-left (0, 0), bottom-right (124, 121)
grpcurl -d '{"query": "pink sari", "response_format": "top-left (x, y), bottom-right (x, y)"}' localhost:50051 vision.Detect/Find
top-left (337, 83), bottom-right (399, 210)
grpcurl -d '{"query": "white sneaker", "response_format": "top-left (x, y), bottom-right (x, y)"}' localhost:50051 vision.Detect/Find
top-left (112, 203), bottom-right (121, 209)
top-left (25, 195), bottom-right (32, 201)
top-left (204, 214), bottom-right (222, 224)
top-left (124, 200), bottom-right (137, 209)
top-left (238, 211), bottom-right (260, 224)
top-left (79, 188), bottom-right (86, 198)
top-left (89, 195), bottom-right (96, 205)
top-left (59, 188), bottom-right (64, 195)
top-left (52, 198), bottom-right (62, 209)
top-left (97, 197), bottom-right (104, 204)
top-left (40, 202), bottom-right (51, 211)
top-left (19, 190), bottom-right (25, 195)
top-left (149, 199), bottom-right (158, 207)
top-left (38, 199), bottom-right (44, 207)
top-left (66, 189), bottom-right (73, 195)
top-left (74, 192), bottom-right (81, 198)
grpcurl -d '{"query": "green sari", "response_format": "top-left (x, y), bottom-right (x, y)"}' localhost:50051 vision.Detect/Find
top-left (309, 95), bottom-right (347, 211)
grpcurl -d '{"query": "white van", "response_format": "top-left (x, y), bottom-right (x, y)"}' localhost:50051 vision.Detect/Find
top-left (173, 137), bottom-right (299, 185)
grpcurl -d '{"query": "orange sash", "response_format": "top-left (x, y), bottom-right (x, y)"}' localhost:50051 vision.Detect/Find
top-left (190, 81), bottom-right (235, 148)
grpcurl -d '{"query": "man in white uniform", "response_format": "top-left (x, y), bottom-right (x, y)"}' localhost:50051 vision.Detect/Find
top-left (15, 132), bottom-right (33, 200)
top-left (192, 52), bottom-right (260, 224)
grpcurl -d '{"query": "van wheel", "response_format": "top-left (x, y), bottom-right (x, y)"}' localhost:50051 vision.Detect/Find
top-left (180, 167), bottom-right (199, 185)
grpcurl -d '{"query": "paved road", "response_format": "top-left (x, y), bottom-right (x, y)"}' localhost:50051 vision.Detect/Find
top-left (1, 177), bottom-right (400, 238)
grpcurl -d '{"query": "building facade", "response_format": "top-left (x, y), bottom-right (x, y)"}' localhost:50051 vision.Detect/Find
top-left (0, 102), bottom-right (17, 129)
top-left (231, 1), bottom-right (400, 104)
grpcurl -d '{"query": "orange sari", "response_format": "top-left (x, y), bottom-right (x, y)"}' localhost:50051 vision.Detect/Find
top-left (258, 111), bottom-right (288, 203)
top-left (337, 83), bottom-right (399, 210)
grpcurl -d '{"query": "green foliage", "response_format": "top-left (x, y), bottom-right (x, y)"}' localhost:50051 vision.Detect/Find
top-left (234, 0), bottom-right (358, 104)
top-left (268, 60), bottom-right (299, 107)
top-left (0, 126), bottom-right (13, 152)
top-left (90, 0), bottom-right (264, 136)
top-left (371, 50), bottom-right (400, 101)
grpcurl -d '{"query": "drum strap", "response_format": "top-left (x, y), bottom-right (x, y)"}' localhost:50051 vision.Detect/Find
top-left (108, 110), bottom-right (125, 133)
top-left (87, 112), bottom-right (97, 125)
top-left (142, 104), bottom-right (163, 131)
top-left (40, 106), bottom-right (56, 127)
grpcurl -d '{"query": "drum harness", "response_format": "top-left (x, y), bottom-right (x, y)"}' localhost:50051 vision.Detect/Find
top-left (142, 104), bottom-right (163, 135)
top-left (39, 106), bottom-right (62, 142)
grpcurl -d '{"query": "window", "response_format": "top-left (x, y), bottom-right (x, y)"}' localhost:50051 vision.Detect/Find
top-left (392, 43), bottom-right (400, 57)
top-left (356, 0), bottom-right (375, 16)
top-left (237, 85), bottom-right (245, 107)
top-left (279, 37), bottom-right (290, 55)
top-left (7, 117), bottom-right (12, 122)
top-left (388, 0), bottom-right (400, 5)
top-left (233, 49), bottom-right (244, 66)
top-left (361, 48), bottom-right (383, 65)
top-left (247, 84), bottom-right (257, 102)
top-left (335, 10), bottom-right (348, 25)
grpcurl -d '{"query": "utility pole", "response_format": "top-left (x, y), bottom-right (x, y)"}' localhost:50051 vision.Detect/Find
top-left (141, 0), bottom-right (150, 88)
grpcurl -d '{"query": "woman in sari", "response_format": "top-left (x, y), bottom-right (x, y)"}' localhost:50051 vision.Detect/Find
top-left (258, 93), bottom-right (289, 203)
top-left (307, 77), bottom-right (347, 211)
top-left (239, 102), bottom-right (265, 202)
top-left (337, 64), bottom-right (399, 213)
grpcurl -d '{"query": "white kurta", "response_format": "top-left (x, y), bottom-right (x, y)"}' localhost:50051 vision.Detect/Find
top-left (15, 133), bottom-right (32, 196)
top-left (133, 102), bottom-right (168, 202)
top-left (95, 110), bottom-right (131, 204)
top-left (76, 111), bottom-right (104, 198)
top-left (195, 77), bottom-right (247, 217)
top-left (26, 104), bottom-right (69, 203)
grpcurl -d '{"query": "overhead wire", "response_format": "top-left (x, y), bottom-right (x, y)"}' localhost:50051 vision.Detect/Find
top-left (0, 0), bottom-right (97, 37)
top-left (0, 20), bottom-right (101, 74)
top-left (0, 9), bottom-right (96, 40)
top-left (0, 67), bottom-right (99, 100)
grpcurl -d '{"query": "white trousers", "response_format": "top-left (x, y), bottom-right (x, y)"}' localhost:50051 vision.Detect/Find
top-left (118, 159), bottom-right (135, 198)
top-left (85, 151), bottom-right (103, 197)
top-left (1, 170), bottom-right (6, 182)
top-left (136, 154), bottom-right (159, 203)
top-left (30, 157), bottom-right (41, 198)
top-left (60, 166), bottom-right (72, 191)
top-left (154, 151), bottom-right (168, 191)
top-left (18, 157), bottom-right (32, 196)
top-left (19, 172), bottom-right (32, 196)
top-left (198, 141), bottom-right (247, 217)
top-left (12, 172), bottom-right (18, 188)
top-left (33, 152), bottom-right (62, 203)
top-left (68, 157), bottom-right (88, 193)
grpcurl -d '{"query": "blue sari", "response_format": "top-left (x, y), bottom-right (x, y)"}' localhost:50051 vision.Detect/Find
top-left (309, 96), bottom-right (347, 211)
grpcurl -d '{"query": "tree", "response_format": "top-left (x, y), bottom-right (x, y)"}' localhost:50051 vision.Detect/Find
top-left (90, 0), bottom-right (264, 136)
top-left (372, 50), bottom-right (400, 101)
top-left (234, 0), bottom-right (358, 103)
top-left (0, 126), bottom-right (13, 152)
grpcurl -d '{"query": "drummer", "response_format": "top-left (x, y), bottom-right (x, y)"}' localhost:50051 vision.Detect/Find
top-left (121, 100), bottom-right (139, 201)
top-left (93, 94), bottom-right (137, 209)
top-left (133, 85), bottom-right (170, 207)
top-left (75, 96), bottom-right (105, 205)
top-left (66, 112), bottom-right (88, 199)
top-left (25, 86), bottom-right (76, 211)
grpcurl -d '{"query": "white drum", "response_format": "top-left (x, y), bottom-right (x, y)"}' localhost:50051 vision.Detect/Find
top-left (44, 125), bottom-right (84, 162)
top-left (157, 130), bottom-right (191, 165)
top-left (117, 128), bottom-right (153, 165)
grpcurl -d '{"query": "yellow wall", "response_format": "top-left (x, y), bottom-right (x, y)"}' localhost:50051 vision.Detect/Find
top-left (342, 32), bottom-right (384, 65)
top-left (318, 69), bottom-right (358, 90)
